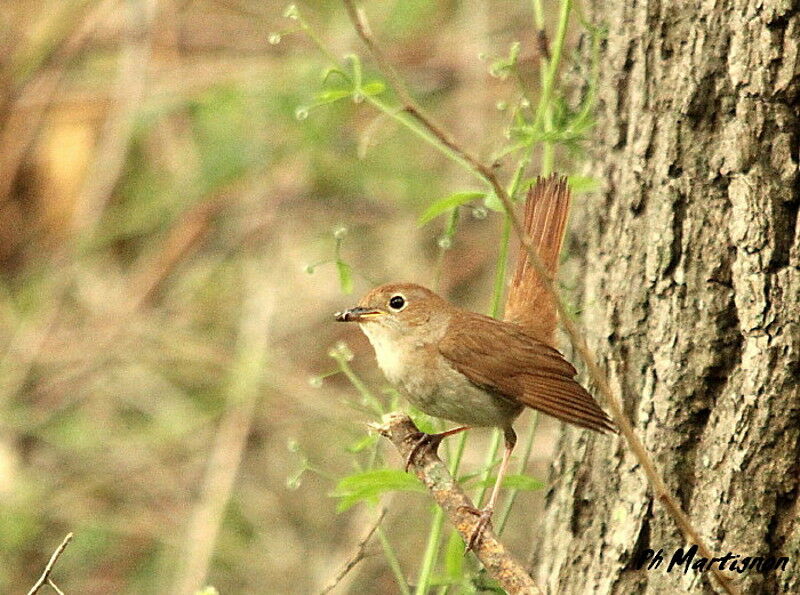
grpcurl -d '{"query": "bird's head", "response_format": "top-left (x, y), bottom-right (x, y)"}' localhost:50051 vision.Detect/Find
top-left (335, 282), bottom-right (452, 340)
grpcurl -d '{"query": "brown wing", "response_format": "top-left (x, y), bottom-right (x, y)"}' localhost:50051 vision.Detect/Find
top-left (504, 174), bottom-right (571, 346)
top-left (439, 311), bottom-right (615, 433)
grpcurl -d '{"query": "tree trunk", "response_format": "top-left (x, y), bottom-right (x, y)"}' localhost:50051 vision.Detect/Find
top-left (536, 2), bottom-right (800, 594)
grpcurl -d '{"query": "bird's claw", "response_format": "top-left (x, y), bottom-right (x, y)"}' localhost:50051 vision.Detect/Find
top-left (458, 505), bottom-right (494, 552)
top-left (404, 432), bottom-right (444, 472)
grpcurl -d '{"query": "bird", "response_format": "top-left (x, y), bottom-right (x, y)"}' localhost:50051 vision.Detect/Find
top-left (335, 175), bottom-right (614, 550)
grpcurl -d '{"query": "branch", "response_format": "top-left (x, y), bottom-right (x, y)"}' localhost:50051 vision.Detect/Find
top-left (374, 413), bottom-right (541, 595)
top-left (28, 532), bottom-right (73, 595)
top-left (341, 4), bottom-right (740, 594)
top-left (319, 509), bottom-right (385, 594)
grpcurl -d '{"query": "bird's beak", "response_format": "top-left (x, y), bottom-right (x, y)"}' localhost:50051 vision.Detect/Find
top-left (334, 307), bottom-right (384, 322)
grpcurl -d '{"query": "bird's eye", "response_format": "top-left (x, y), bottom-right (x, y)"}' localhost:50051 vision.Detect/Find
top-left (388, 295), bottom-right (406, 311)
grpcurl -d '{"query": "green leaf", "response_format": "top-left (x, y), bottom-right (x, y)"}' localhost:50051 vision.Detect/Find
top-left (418, 191), bottom-right (485, 225)
top-left (332, 469), bottom-right (424, 512)
top-left (406, 407), bottom-right (440, 435)
top-left (315, 88), bottom-right (352, 104)
top-left (477, 474), bottom-right (544, 491)
top-left (336, 261), bottom-right (353, 294)
top-left (361, 80), bottom-right (386, 96)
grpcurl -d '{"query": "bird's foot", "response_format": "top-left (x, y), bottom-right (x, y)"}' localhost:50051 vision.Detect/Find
top-left (458, 505), bottom-right (494, 552)
top-left (404, 426), bottom-right (471, 471)
top-left (404, 432), bottom-right (446, 472)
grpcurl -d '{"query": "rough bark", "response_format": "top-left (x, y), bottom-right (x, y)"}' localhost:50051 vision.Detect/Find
top-left (536, 2), bottom-right (800, 594)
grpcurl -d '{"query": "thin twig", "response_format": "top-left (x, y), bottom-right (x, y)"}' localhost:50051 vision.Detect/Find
top-left (341, 4), bottom-right (739, 594)
top-left (374, 413), bottom-right (541, 595)
top-left (27, 532), bottom-right (73, 595)
top-left (320, 509), bottom-right (386, 594)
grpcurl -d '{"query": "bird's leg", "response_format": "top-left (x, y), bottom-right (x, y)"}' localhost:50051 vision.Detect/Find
top-left (461, 427), bottom-right (516, 552)
top-left (405, 426), bottom-right (470, 472)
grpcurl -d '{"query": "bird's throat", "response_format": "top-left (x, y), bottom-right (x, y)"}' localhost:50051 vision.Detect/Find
top-left (359, 322), bottom-right (411, 385)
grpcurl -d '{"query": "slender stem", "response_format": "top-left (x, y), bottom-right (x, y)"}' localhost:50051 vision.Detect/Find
top-left (531, 0), bottom-right (544, 28)
top-left (434, 208), bottom-right (460, 291)
top-left (495, 2), bottom-right (572, 529)
top-left (531, 0), bottom-right (572, 135)
top-left (335, 356), bottom-right (384, 415)
top-left (365, 96), bottom-right (482, 183)
top-left (490, 216), bottom-right (512, 317)
top-left (321, 510), bottom-right (387, 594)
top-left (415, 507), bottom-right (444, 595)
top-left (297, 18), bottom-right (343, 71)
top-left (532, 0), bottom-right (571, 176)
top-left (447, 429), bottom-right (469, 475)
top-left (490, 0), bottom-right (568, 535)
top-left (296, 8), bottom-right (484, 186)
top-left (474, 431), bottom-right (501, 508)
top-left (477, 203), bottom-right (513, 505)
top-left (541, 143), bottom-right (554, 176)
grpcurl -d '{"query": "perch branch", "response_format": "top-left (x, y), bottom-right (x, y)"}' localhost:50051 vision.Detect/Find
top-left (374, 413), bottom-right (541, 595)
top-left (341, 3), bottom-right (739, 594)
top-left (27, 532), bottom-right (73, 595)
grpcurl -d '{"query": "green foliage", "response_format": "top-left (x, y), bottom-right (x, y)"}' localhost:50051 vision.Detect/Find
top-left (332, 469), bottom-right (424, 512)
top-left (488, 41), bottom-right (522, 80)
top-left (417, 191), bottom-right (485, 226)
top-left (304, 225), bottom-right (371, 295)
top-left (407, 407), bottom-right (441, 435)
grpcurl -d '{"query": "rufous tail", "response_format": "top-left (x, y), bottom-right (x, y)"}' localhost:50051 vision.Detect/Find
top-left (503, 174), bottom-right (571, 346)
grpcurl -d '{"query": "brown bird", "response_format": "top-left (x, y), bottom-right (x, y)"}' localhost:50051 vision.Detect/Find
top-left (335, 175), bottom-right (614, 549)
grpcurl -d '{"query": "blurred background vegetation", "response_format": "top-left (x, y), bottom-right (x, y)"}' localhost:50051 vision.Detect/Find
top-left (0, 0), bottom-right (595, 592)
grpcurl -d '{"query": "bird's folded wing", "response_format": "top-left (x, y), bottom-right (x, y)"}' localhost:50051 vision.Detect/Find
top-left (439, 312), bottom-right (615, 433)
